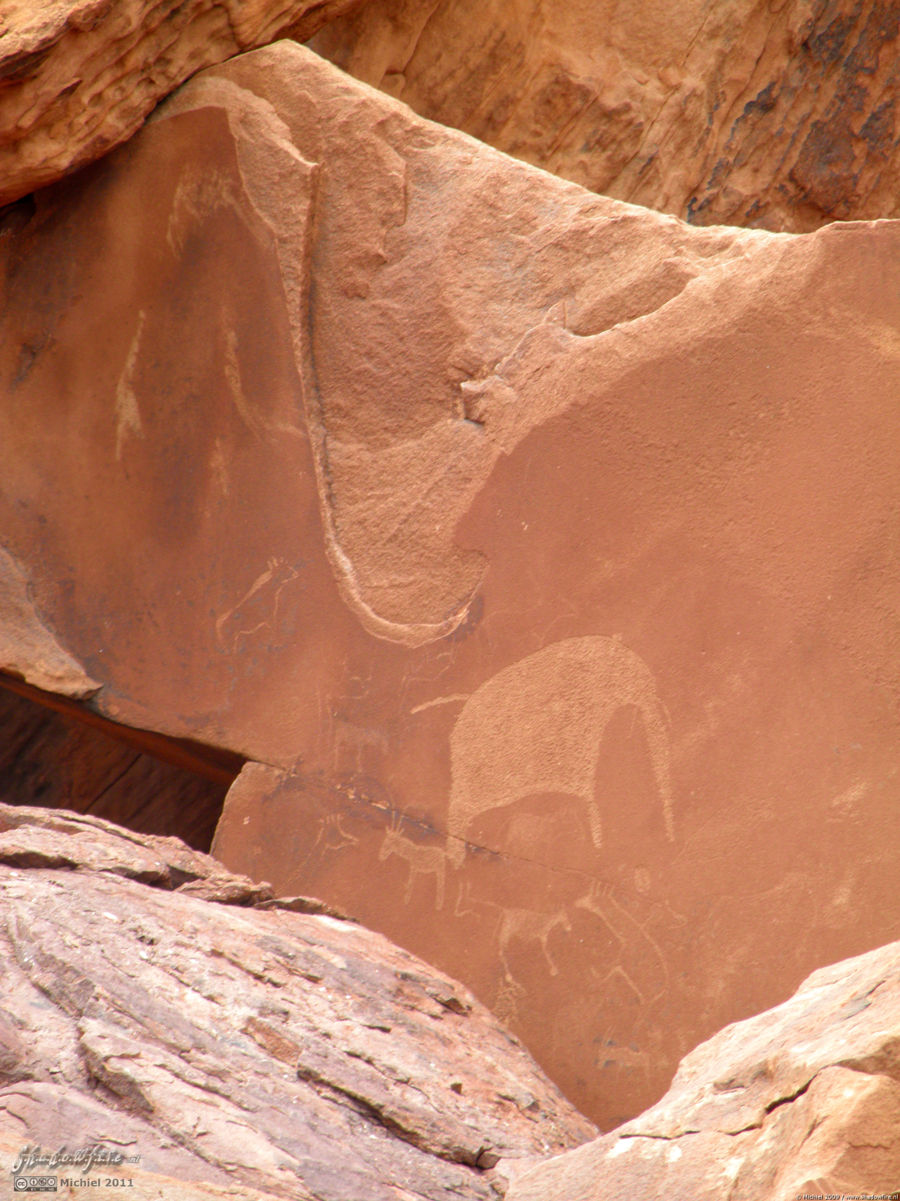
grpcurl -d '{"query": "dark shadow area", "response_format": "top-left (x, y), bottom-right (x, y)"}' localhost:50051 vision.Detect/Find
top-left (0, 673), bottom-right (243, 852)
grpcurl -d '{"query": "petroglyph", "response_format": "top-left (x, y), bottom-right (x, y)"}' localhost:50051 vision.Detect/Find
top-left (445, 636), bottom-right (675, 867)
top-left (409, 693), bottom-right (470, 716)
top-left (456, 884), bottom-right (572, 980)
top-left (492, 974), bottom-right (526, 1028)
top-left (379, 814), bottom-right (446, 910)
top-left (114, 310), bottom-right (146, 460)
top-left (594, 1034), bottom-right (653, 1077)
top-left (223, 324), bottom-right (266, 440)
top-left (313, 813), bottom-right (359, 853)
top-left (332, 717), bottom-right (388, 775)
top-left (576, 880), bottom-right (670, 1006)
top-left (215, 557), bottom-right (300, 652)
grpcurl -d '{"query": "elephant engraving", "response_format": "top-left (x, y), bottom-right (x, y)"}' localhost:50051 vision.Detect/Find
top-left (445, 636), bottom-right (674, 867)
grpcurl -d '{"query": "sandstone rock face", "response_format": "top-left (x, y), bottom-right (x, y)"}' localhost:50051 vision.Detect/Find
top-left (0, 43), bottom-right (898, 1128)
top-left (505, 939), bottom-right (900, 1201)
top-left (0, 0), bottom-right (370, 208)
top-left (0, 803), bottom-right (593, 1198)
top-left (0, 544), bottom-right (99, 697)
top-left (311, 0), bottom-right (900, 231)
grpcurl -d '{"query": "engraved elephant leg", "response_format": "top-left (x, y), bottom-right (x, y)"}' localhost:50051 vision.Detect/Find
top-left (634, 696), bottom-right (675, 841)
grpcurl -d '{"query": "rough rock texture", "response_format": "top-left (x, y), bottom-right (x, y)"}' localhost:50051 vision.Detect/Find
top-left (0, 42), bottom-right (898, 1128)
top-left (0, 0), bottom-right (370, 208)
top-left (505, 939), bottom-right (900, 1201)
top-left (0, 544), bottom-right (99, 697)
top-left (311, 0), bottom-right (900, 231)
top-left (0, 803), bottom-right (594, 1199)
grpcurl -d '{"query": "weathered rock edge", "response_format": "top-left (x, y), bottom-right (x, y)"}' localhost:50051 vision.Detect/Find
top-left (0, 0), bottom-right (370, 208)
top-left (504, 937), bottom-right (900, 1200)
top-left (311, 0), bottom-right (900, 232)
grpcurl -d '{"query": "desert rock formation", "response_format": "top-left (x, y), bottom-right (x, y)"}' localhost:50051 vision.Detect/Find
top-left (506, 938), bottom-right (900, 1200)
top-left (0, 0), bottom-right (370, 208)
top-left (0, 40), bottom-right (898, 1128)
top-left (0, 803), bottom-right (594, 1198)
top-left (311, 0), bottom-right (900, 230)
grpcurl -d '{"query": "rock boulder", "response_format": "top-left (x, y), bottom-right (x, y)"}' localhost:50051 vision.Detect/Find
top-left (0, 803), bottom-right (594, 1199)
top-left (505, 938), bottom-right (900, 1200)
top-left (0, 0), bottom-right (370, 207)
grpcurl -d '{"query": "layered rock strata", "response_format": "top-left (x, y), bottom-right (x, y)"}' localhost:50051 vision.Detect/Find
top-left (311, 0), bottom-right (900, 231)
top-left (0, 803), bottom-right (594, 1199)
top-left (0, 42), bottom-right (898, 1126)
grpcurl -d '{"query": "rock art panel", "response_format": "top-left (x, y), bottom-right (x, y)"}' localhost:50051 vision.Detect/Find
top-left (1, 44), bottom-right (899, 1126)
top-left (311, 0), bottom-right (900, 231)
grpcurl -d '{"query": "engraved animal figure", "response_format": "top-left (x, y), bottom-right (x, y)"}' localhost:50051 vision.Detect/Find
top-left (446, 636), bottom-right (675, 867)
top-left (215, 557), bottom-right (300, 653)
top-left (576, 880), bottom-right (669, 1006)
top-left (497, 906), bottom-right (571, 978)
top-left (313, 813), bottom-right (359, 853)
top-left (379, 815), bottom-right (446, 910)
top-left (455, 884), bottom-right (572, 979)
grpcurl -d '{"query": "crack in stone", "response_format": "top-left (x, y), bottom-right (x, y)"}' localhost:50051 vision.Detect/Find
top-left (295, 1061), bottom-right (489, 1170)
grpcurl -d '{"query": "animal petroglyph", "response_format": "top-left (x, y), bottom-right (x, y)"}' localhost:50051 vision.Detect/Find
top-left (576, 880), bottom-right (670, 1007)
top-left (313, 813), bottom-right (359, 854)
top-left (379, 815), bottom-right (447, 910)
top-left (445, 636), bottom-right (675, 867)
top-left (215, 557), bottom-right (300, 653)
top-left (455, 884), bottom-right (572, 980)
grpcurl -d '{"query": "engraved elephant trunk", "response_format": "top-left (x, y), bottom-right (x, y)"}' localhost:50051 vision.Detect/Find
top-left (445, 637), bottom-right (675, 868)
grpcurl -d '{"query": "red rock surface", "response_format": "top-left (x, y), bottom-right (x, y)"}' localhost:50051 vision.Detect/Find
top-left (0, 803), bottom-right (593, 1198)
top-left (504, 938), bottom-right (900, 1201)
top-left (311, 0), bottom-right (900, 231)
top-left (0, 0), bottom-right (370, 208)
top-left (0, 42), bottom-right (898, 1129)
top-left (0, 544), bottom-right (99, 697)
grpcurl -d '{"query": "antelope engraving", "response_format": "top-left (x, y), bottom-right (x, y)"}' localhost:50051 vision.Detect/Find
top-left (455, 884), bottom-right (572, 979)
top-left (445, 636), bottom-right (675, 867)
top-left (379, 814), bottom-right (447, 910)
